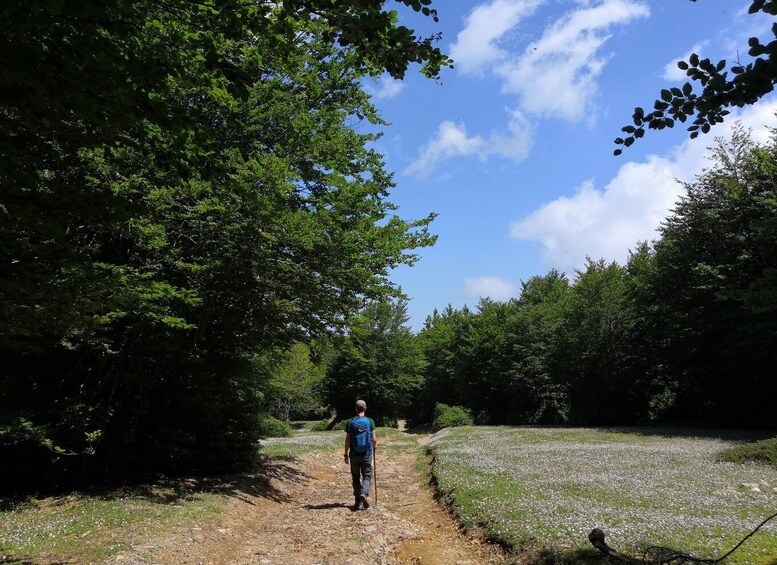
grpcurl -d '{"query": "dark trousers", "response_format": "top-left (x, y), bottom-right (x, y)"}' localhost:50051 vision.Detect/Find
top-left (349, 452), bottom-right (373, 498)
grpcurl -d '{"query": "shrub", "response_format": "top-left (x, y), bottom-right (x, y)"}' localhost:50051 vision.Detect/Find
top-left (432, 403), bottom-right (473, 432)
top-left (718, 437), bottom-right (777, 468)
top-left (309, 419), bottom-right (330, 432)
top-left (257, 416), bottom-right (293, 438)
top-left (327, 419), bottom-right (348, 431)
top-left (373, 415), bottom-right (397, 428)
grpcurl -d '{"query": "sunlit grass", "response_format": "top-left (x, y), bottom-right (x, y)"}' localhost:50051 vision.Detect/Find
top-left (260, 429), bottom-right (345, 457)
top-left (260, 425), bottom-right (416, 457)
top-left (0, 491), bottom-right (222, 562)
top-left (429, 427), bottom-right (777, 564)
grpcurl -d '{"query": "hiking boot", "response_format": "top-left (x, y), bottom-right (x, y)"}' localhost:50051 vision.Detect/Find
top-left (360, 494), bottom-right (369, 510)
top-left (353, 496), bottom-right (362, 510)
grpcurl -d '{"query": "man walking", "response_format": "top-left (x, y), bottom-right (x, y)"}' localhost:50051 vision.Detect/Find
top-left (343, 399), bottom-right (376, 510)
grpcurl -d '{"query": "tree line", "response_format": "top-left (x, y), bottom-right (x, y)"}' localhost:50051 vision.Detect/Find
top-left (329, 126), bottom-right (777, 431)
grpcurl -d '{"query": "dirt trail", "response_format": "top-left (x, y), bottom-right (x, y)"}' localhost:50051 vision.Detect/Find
top-left (112, 433), bottom-right (505, 565)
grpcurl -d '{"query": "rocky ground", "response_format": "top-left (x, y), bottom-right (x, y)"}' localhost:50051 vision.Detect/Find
top-left (105, 432), bottom-right (507, 565)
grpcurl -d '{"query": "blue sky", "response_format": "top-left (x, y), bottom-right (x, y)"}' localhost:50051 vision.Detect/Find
top-left (365, 0), bottom-right (777, 330)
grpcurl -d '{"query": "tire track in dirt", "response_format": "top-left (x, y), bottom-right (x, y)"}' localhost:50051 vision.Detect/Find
top-left (111, 434), bottom-right (506, 565)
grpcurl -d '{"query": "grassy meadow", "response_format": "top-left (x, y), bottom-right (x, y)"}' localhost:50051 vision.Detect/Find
top-left (0, 489), bottom-right (223, 563)
top-left (428, 427), bottom-right (777, 565)
top-left (4, 425), bottom-right (776, 564)
top-left (0, 425), bottom-right (398, 563)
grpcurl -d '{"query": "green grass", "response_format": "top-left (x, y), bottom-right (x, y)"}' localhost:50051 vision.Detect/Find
top-left (260, 426), bottom-right (416, 457)
top-left (259, 429), bottom-right (344, 457)
top-left (718, 437), bottom-right (777, 468)
top-left (0, 489), bottom-right (223, 562)
top-left (428, 426), bottom-right (777, 565)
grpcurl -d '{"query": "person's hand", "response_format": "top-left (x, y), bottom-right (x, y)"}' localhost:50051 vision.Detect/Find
top-left (343, 453), bottom-right (349, 463)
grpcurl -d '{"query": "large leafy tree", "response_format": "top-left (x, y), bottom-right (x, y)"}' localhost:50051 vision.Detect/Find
top-left (325, 300), bottom-right (426, 425)
top-left (414, 305), bottom-right (474, 425)
top-left (648, 125), bottom-right (777, 427)
top-left (615, 0), bottom-right (777, 154)
top-left (564, 259), bottom-right (634, 425)
top-left (1, 2), bottom-right (444, 490)
top-left (507, 271), bottom-right (571, 425)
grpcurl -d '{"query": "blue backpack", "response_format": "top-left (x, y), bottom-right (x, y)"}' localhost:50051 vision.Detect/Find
top-left (349, 416), bottom-right (372, 454)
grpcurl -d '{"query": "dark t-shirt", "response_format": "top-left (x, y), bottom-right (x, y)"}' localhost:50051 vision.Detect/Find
top-left (345, 416), bottom-right (375, 454)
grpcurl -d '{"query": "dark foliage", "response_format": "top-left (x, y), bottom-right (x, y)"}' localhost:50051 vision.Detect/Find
top-left (0, 1), bottom-right (443, 493)
top-left (615, 0), bottom-right (777, 154)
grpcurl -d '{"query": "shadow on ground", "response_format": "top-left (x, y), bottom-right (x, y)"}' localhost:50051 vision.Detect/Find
top-left (125, 454), bottom-right (309, 505)
top-left (403, 424), bottom-right (433, 435)
top-left (503, 545), bottom-right (608, 565)
top-left (302, 502), bottom-right (350, 510)
top-left (0, 455), bottom-right (309, 511)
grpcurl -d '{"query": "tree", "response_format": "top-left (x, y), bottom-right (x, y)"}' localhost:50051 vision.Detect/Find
top-left (266, 343), bottom-right (327, 422)
top-left (507, 270), bottom-right (572, 424)
top-left (614, 0), bottom-right (777, 155)
top-left (0, 3), bottom-right (444, 490)
top-left (565, 259), bottom-right (634, 425)
top-left (325, 300), bottom-right (426, 425)
top-left (648, 125), bottom-right (777, 427)
top-left (621, 242), bottom-right (677, 422)
top-left (415, 305), bottom-right (474, 425)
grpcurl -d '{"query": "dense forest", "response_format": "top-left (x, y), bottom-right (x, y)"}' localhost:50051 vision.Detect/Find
top-left (2, 0), bottom-right (776, 494)
top-left (331, 126), bottom-right (777, 431)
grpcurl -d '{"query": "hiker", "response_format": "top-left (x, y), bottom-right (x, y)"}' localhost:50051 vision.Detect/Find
top-left (343, 399), bottom-right (377, 510)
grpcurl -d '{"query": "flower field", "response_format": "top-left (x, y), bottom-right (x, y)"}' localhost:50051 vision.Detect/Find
top-left (259, 430), bottom-right (344, 456)
top-left (428, 427), bottom-right (777, 564)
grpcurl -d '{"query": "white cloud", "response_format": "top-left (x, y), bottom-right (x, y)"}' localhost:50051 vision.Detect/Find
top-left (450, 0), bottom-right (545, 75)
top-left (404, 121), bottom-right (484, 177)
top-left (662, 42), bottom-right (708, 81)
top-left (365, 75), bottom-right (405, 100)
top-left (509, 98), bottom-right (777, 273)
top-left (489, 109), bottom-right (533, 160)
top-left (464, 276), bottom-right (517, 301)
top-left (405, 110), bottom-right (533, 176)
top-left (496, 0), bottom-right (649, 121)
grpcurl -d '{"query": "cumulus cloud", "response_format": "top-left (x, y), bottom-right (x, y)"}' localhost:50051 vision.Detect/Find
top-left (662, 42), bottom-right (708, 81)
top-left (509, 99), bottom-right (777, 273)
top-left (450, 0), bottom-right (545, 75)
top-left (365, 75), bottom-right (405, 100)
top-left (464, 276), bottom-right (517, 301)
top-left (405, 110), bottom-right (533, 176)
top-left (404, 121), bottom-right (484, 177)
top-left (496, 0), bottom-right (649, 120)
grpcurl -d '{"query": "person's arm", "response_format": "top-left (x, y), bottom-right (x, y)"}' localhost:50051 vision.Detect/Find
top-left (343, 428), bottom-right (350, 463)
top-left (371, 418), bottom-right (377, 447)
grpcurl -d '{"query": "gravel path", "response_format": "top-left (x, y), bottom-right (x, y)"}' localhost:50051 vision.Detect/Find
top-left (109, 434), bottom-right (505, 565)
